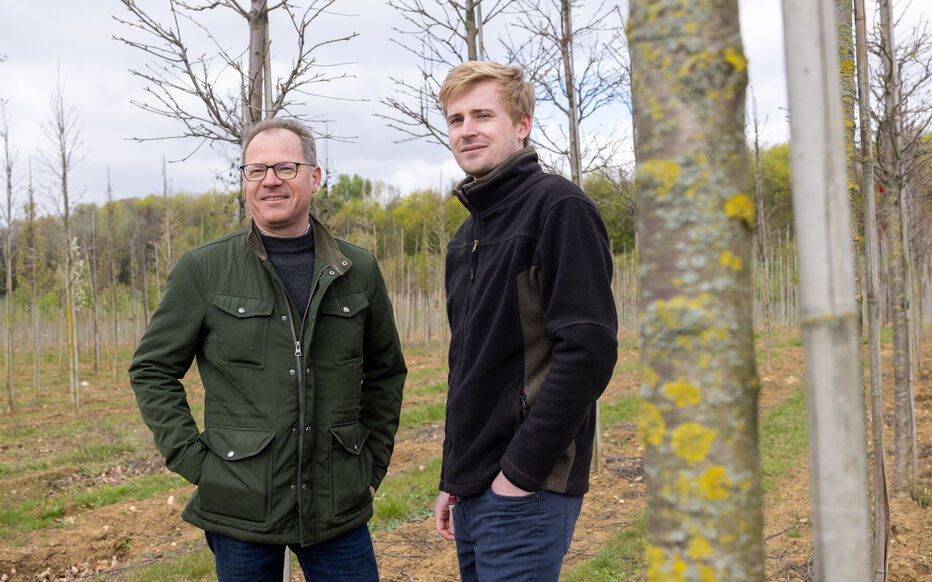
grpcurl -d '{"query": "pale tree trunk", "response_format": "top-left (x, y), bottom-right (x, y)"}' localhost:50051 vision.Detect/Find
top-left (246, 0), bottom-right (269, 126)
top-left (465, 0), bottom-right (479, 60)
top-left (106, 170), bottom-right (119, 384)
top-left (25, 163), bottom-right (40, 395)
top-left (560, 0), bottom-right (582, 188)
top-left (88, 214), bottom-right (100, 374)
top-left (630, 1), bottom-right (763, 577)
top-left (1, 106), bottom-right (14, 412)
top-left (782, 1), bottom-right (871, 580)
top-left (854, 0), bottom-right (890, 577)
top-left (751, 96), bottom-right (772, 373)
top-left (41, 76), bottom-right (82, 413)
top-left (878, 0), bottom-right (914, 498)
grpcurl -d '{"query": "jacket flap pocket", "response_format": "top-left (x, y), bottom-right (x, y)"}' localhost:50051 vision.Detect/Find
top-left (320, 292), bottom-right (369, 318)
top-left (329, 422), bottom-right (371, 455)
top-left (200, 427), bottom-right (274, 461)
top-left (212, 294), bottom-right (274, 319)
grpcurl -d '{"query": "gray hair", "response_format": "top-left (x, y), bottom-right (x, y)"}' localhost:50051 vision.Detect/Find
top-left (242, 118), bottom-right (317, 165)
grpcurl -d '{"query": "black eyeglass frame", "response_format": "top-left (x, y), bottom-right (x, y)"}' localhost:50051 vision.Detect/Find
top-left (240, 162), bottom-right (314, 182)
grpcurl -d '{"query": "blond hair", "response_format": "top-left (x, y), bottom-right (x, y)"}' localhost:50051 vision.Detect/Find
top-left (439, 61), bottom-right (535, 146)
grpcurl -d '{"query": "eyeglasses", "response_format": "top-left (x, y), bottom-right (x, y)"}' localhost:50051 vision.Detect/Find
top-left (240, 162), bottom-right (313, 182)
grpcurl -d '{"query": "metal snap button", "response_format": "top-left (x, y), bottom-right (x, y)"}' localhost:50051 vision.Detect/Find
top-left (342, 306), bottom-right (350, 313)
top-left (237, 307), bottom-right (246, 314)
top-left (227, 450), bottom-right (235, 457)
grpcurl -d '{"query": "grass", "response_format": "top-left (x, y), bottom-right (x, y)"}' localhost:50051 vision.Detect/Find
top-left (758, 387), bottom-right (809, 492)
top-left (600, 396), bottom-right (639, 427)
top-left (0, 472), bottom-right (188, 538)
top-left (94, 548), bottom-right (216, 581)
top-left (562, 511), bottom-right (647, 582)
top-left (398, 402), bottom-right (446, 429)
top-left (371, 457), bottom-right (442, 531)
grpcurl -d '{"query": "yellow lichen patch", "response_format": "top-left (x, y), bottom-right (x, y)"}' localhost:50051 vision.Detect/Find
top-left (647, 95), bottom-right (664, 121)
top-left (697, 465), bottom-right (732, 500)
top-left (724, 46), bottom-right (747, 72)
top-left (720, 250), bottom-right (742, 271)
top-left (699, 353), bottom-right (711, 369)
top-left (639, 399), bottom-right (666, 446)
top-left (699, 564), bottom-right (718, 582)
top-left (663, 379), bottom-right (701, 407)
top-left (646, 545), bottom-right (667, 582)
top-left (676, 335), bottom-right (693, 350)
top-left (672, 423), bottom-right (716, 465)
top-left (724, 193), bottom-right (755, 228)
top-left (643, 366), bottom-right (659, 388)
top-left (840, 59), bottom-right (855, 75)
top-left (688, 535), bottom-right (712, 560)
top-left (640, 159), bottom-right (680, 199)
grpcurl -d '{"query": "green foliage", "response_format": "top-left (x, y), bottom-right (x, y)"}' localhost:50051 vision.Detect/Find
top-left (585, 170), bottom-right (637, 252)
top-left (757, 143), bottom-right (793, 237)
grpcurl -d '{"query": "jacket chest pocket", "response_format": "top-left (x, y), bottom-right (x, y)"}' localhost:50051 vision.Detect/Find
top-left (319, 292), bottom-right (369, 364)
top-left (210, 294), bottom-right (274, 368)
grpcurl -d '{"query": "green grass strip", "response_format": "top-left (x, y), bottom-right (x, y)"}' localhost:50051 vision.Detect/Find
top-left (92, 548), bottom-right (216, 582)
top-left (759, 386), bottom-right (808, 492)
top-left (562, 511), bottom-right (647, 581)
top-left (370, 457), bottom-right (442, 531)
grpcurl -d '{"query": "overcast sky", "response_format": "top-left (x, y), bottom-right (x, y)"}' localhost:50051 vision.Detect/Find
top-left (0, 1), bottom-right (926, 209)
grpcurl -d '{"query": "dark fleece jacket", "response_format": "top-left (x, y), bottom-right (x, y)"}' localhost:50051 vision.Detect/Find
top-left (440, 148), bottom-right (618, 498)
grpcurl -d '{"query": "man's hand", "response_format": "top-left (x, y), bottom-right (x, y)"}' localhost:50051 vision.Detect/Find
top-left (434, 492), bottom-right (456, 541)
top-left (490, 470), bottom-right (533, 497)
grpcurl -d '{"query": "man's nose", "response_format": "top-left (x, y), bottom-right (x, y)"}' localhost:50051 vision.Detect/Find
top-left (461, 118), bottom-right (478, 136)
top-left (261, 166), bottom-right (283, 185)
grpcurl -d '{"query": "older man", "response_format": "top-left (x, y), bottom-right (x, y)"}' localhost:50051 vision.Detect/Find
top-left (130, 118), bottom-right (406, 582)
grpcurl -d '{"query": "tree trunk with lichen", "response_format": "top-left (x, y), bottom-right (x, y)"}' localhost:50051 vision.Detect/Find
top-left (629, 1), bottom-right (763, 578)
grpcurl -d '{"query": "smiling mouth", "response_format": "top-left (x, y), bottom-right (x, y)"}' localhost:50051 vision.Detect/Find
top-left (262, 195), bottom-right (288, 201)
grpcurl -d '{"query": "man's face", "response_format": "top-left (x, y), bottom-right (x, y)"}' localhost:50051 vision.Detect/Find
top-left (446, 79), bottom-right (531, 179)
top-left (243, 128), bottom-right (321, 237)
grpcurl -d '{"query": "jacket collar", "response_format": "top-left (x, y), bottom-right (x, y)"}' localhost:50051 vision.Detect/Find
top-left (453, 147), bottom-right (539, 214)
top-left (247, 213), bottom-right (352, 275)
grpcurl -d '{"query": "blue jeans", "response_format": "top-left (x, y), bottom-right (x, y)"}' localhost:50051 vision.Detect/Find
top-left (205, 524), bottom-right (379, 582)
top-left (452, 487), bottom-right (584, 582)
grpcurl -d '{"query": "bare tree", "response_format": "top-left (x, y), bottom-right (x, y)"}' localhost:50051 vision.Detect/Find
top-left (504, 0), bottom-right (628, 184)
top-left (876, 0), bottom-right (915, 498)
top-left (855, 0), bottom-right (890, 578)
top-left (104, 170), bottom-right (120, 384)
top-left (1, 102), bottom-right (15, 412)
top-left (113, 1), bottom-right (357, 163)
top-left (630, 0), bottom-right (763, 576)
top-left (379, 0), bottom-right (517, 148)
top-left (20, 160), bottom-right (41, 395)
top-left (38, 73), bottom-right (85, 413)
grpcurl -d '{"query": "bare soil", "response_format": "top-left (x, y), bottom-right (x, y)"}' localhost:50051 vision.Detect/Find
top-left (2, 331), bottom-right (931, 581)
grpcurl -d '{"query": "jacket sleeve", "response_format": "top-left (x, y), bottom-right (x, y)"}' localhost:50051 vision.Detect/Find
top-left (359, 258), bottom-right (407, 490)
top-left (499, 196), bottom-right (618, 491)
top-left (128, 252), bottom-right (209, 485)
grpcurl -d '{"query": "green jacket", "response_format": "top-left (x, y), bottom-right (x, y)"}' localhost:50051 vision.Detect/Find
top-left (129, 215), bottom-right (406, 546)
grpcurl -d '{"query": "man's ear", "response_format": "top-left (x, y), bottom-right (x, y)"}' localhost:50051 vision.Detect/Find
top-left (311, 165), bottom-right (323, 193)
top-left (517, 113), bottom-right (532, 141)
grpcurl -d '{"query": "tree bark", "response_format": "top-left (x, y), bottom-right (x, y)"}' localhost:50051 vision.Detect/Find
top-left (854, 0), bottom-right (890, 576)
top-left (782, 0), bottom-right (871, 579)
top-left (630, 1), bottom-right (763, 577)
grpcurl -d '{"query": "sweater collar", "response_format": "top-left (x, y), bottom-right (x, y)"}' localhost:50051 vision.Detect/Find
top-left (247, 212), bottom-right (351, 274)
top-left (453, 147), bottom-right (539, 214)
